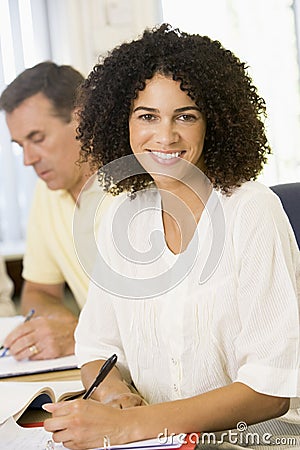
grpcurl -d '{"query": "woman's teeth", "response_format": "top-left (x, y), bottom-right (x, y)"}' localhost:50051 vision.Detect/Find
top-left (151, 151), bottom-right (182, 159)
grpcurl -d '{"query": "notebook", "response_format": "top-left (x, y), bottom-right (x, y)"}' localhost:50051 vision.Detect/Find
top-left (0, 354), bottom-right (78, 378)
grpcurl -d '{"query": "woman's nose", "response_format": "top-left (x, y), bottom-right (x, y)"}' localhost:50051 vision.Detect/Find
top-left (155, 120), bottom-right (179, 146)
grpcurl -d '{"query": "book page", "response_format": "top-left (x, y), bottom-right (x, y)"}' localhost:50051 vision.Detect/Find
top-left (0, 354), bottom-right (78, 378)
top-left (0, 379), bottom-right (84, 424)
top-left (0, 417), bottom-right (55, 449)
top-left (0, 316), bottom-right (24, 345)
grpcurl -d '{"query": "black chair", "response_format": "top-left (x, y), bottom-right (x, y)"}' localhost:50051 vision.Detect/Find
top-left (270, 182), bottom-right (300, 249)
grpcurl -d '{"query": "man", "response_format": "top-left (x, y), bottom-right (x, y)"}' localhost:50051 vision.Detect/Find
top-left (0, 62), bottom-right (107, 359)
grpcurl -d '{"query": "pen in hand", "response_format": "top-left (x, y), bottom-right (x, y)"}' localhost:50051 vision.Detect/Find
top-left (23, 308), bottom-right (36, 323)
top-left (83, 353), bottom-right (118, 400)
top-left (0, 308), bottom-right (35, 357)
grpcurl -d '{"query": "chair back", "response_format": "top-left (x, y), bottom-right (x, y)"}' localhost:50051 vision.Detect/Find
top-left (270, 182), bottom-right (300, 249)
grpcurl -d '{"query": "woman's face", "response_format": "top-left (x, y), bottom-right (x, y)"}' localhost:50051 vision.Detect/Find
top-left (129, 74), bottom-right (206, 185)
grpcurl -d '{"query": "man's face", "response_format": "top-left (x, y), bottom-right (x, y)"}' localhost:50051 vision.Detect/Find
top-left (6, 92), bottom-right (89, 199)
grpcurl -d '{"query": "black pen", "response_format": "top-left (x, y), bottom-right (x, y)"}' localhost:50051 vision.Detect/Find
top-left (0, 309), bottom-right (35, 357)
top-left (83, 354), bottom-right (118, 399)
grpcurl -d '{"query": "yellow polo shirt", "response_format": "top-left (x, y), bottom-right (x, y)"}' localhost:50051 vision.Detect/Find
top-left (22, 176), bottom-right (112, 309)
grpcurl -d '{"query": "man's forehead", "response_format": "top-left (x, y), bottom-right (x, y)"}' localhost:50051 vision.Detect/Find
top-left (6, 106), bottom-right (51, 144)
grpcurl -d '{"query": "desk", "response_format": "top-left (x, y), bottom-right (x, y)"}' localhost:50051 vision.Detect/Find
top-left (2, 368), bottom-right (81, 383)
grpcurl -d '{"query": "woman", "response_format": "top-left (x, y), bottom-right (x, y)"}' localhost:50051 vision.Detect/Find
top-left (44, 24), bottom-right (300, 449)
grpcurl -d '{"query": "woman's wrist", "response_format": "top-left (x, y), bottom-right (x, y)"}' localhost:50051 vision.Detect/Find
top-left (93, 378), bottom-right (132, 402)
top-left (119, 406), bottom-right (149, 443)
top-left (119, 404), bottom-right (170, 444)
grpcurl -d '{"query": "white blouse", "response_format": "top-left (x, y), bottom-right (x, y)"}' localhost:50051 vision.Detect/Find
top-left (75, 181), bottom-right (300, 406)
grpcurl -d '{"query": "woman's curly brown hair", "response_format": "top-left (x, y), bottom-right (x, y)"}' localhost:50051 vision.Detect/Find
top-left (77, 23), bottom-right (271, 195)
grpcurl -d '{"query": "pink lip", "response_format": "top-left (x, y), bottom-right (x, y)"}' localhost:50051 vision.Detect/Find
top-left (37, 169), bottom-right (52, 180)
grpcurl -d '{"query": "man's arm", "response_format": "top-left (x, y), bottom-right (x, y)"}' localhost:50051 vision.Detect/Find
top-left (4, 280), bottom-right (78, 360)
top-left (20, 280), bottom-right (75, 318)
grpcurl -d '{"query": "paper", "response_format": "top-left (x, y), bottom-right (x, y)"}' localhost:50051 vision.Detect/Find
top-left (101, 434), bottom-right (185, 449)
top-left (0, 417), bottom-right (54, 449)
top-left (0, 316), bottom-right (24, 346)
top-left (0, 354), bottom-right (78, 378)
top-left (0, 379), bottom-right (84, 424)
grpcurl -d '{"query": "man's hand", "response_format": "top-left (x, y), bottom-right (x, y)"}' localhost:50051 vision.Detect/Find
top-left (3, 315), bottom-right (77, 360)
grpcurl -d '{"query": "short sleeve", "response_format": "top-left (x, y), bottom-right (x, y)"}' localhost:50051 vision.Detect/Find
top-left (22, 181), bottom-right (65, 284)
top-left (233, 190), bottom-right (300, 397)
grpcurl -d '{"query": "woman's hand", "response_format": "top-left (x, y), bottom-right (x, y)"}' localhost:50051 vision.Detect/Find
top-left (81, 361), bottom-right (147, 408)
top-left (43, 398), bottom-right (130, 449)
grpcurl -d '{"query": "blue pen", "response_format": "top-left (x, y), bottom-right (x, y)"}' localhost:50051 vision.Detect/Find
top-left (0, 309), bottom-right (35, 357)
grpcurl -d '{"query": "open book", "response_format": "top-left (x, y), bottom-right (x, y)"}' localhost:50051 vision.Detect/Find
top-left (0, 379), bottom-right (85, 424)
top-left (0, 379), bottom-right (188, 449)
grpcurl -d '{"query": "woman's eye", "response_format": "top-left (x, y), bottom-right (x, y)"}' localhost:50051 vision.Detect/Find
top-left (139, 114), bottom-right (156, 121)
top-left (178, 114), bottom-right (196, 122)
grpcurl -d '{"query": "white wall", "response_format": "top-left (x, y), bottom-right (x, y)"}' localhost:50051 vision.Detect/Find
top-left (46, 0), bottom-right (163, 76)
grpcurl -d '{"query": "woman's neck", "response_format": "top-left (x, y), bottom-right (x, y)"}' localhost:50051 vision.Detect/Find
top-left (158, 178), bottom-right (212, 254)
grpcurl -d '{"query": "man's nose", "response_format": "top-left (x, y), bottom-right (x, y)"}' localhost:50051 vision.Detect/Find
top-left (23, 142), bottom-right (40, 166)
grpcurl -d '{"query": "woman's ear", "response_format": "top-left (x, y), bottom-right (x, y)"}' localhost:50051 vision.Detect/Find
top-left (71, 107), bottom-right (81, 122)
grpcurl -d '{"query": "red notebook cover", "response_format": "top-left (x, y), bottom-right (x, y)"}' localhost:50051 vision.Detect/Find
top-left (180, 433), bottom-right (201, 449)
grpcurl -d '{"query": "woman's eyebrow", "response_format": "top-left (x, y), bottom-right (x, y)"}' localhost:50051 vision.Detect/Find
top-left (132, 106), bottom-right (158, 113)
top-left (175, 106), bottom-right (201, 113)
top-left (132, 106), bottom-right (201, 113)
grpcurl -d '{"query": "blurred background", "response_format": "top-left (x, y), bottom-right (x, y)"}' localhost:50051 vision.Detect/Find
top-left (0, 0), bottom-right (299, 288)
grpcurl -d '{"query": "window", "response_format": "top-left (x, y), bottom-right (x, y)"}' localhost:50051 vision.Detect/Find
top-left (0, 0), bottom-right (51, 257)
